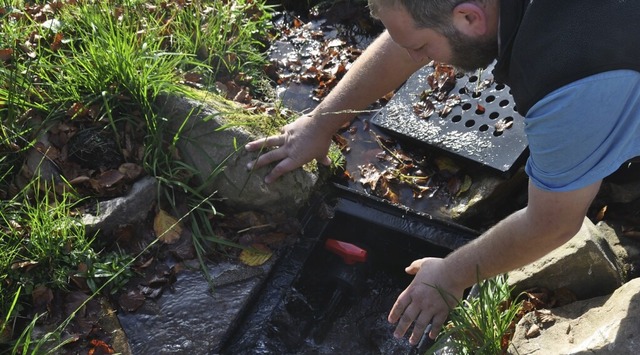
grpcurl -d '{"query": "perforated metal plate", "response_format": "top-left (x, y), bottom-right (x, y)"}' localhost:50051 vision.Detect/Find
top-left (372, 62), bottom-right (528, 174)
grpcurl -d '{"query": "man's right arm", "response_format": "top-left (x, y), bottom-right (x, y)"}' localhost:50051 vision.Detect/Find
top-left (245, 30), bottom-right (429, 183)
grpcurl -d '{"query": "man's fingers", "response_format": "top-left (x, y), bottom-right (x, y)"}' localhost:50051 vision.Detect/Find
top-left (247, 147), bottom-right (288, 171)
top-left (392, 303), bottom-right (419, 339)
top-left (428, 312), bottom-right (449, 340)
top-left (405, 258), bottom-right (428, 275)
top-left (244, 134), bottom-right (285, 151)
top-left (388, 292), bottom-right (409, 324)
top-left (408, 312), bottom-right (432, 345)
top-left (318, 155), bottom-right (332, 166)
top-left (264, 157), bottom-right (298, 184)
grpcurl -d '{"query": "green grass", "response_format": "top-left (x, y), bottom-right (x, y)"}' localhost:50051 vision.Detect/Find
top-left (426, 274), bottom-right (523, 355)
top-left (0, 179), bottom-right (131, 352)
top-left (0, 0), bottom-right (279, 352)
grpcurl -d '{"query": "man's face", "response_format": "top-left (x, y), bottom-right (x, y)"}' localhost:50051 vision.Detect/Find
top-left (379, 5), bottom-right (498, 72)
top-left (446, 26), bottom-right (498, 72)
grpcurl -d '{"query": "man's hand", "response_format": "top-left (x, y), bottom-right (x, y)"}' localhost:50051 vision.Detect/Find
top-left (244, 114), bottom-right (333, 184)
top-left (388, 257), bottom-right (464, 345)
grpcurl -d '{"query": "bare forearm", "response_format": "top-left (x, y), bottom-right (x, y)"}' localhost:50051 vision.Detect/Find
top-left (443, 181), bottom-right (602, 290)
top-left (443, 209), bottom-right (572, 288)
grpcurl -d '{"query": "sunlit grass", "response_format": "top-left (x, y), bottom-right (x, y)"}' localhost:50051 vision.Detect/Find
top-left (426, 274), bottom-right (523, 355)
top-left (0, 0), bottom-right (279, 351)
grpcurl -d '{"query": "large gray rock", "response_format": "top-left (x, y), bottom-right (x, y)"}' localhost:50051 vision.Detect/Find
top-left (157, 94), bottom-right (318, 215)
top-left (449, 166), bottom-right (528, 226)
top-left (597, 221), bottom-right (640, 282)
top-left (117, 260), bottom-right (275, 354)
top-left (82, 176), bottom-right (158, 236)
top-left (508, 218), bottom-right (623, 300)
top-left (508, 277), bottom-right (640, 354)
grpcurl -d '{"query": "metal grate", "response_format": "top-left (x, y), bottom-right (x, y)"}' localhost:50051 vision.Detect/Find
top-left (371, 62), bottom-right (528, 174)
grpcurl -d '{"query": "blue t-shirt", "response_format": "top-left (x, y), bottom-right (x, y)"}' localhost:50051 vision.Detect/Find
top-left (525, 70), bottom-right (640, 192)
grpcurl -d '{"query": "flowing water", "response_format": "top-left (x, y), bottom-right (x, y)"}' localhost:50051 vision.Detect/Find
top-left (222, 195), bottom-right (476, 354)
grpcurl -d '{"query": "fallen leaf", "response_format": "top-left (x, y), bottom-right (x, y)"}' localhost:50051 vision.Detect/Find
top-left (495, 117), bottom-right (514, 132)
top-left (435, 156), bottom-right (460, 174)
top-left (118, 162), bottom-right (144, 181)
top-left (0, 48), bottom-right (13, 61)
top-left (456, 175), bottom-right (472, 196)
top-left (32, 285), bottom-right (53, 313)
top-left (595, 205), bottom-right (607, 221)
top-left (239, 244), bottom-right (272, 266)
top-left (88, 339), bottom-right (115, 355)
top-left (413, 99), bottom-right (435, 119)
top-left (118, 290), bottom-right (146, 312)
top-left (358, 163), bottom-right (382, 190)
top-left (525, 324), bottom-right (540, 338)
top-left (332, 133), bottom-right (350, 153)
top-left (535, 309), bottom-right (556, 324)
top-left (96, 169), bottom-right (125, 188)
top-left (153, 209), bottom-right (182, 244)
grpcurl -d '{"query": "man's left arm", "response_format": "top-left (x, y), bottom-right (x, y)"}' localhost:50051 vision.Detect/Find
top-left (388, 179), bottom-right (602, 345)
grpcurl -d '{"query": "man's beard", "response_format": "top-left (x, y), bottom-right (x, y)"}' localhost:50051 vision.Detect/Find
top-left (445, 28), bottom-right (499, 72)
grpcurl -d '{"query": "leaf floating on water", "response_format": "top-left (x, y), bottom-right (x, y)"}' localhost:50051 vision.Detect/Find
top-left (435, 156), bottom-right (460, 174)
top-left (358, 163), bottom-right (382, 191)
top-left (153, 209), bottom-right (182, 244)
top-left (379, 178), bottom-right (399, 204)
top-left (239, 244), bottom-right (273, 266)
top-left (332, 133), bottom-right (350, 153)
top-left (457, 175), bottom-right (472, 196)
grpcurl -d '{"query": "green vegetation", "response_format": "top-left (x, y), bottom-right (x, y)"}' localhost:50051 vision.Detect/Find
top-left (427, 274), bottom-right (523, 355)
top-left (0, 0), bottom-right (278, 352)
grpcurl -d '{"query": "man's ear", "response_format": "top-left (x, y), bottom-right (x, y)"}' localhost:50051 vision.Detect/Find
top-left (452, 2), bottom-right (487, 36)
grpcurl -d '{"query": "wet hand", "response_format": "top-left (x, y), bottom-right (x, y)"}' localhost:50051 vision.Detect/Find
top-left (244, 114), bottom-right (332, 184)
top-left (388, 257), bottom-right (463, 345)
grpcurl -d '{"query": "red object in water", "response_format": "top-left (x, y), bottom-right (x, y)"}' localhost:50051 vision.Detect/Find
top-left (324, 239), bottom-right (368, 265)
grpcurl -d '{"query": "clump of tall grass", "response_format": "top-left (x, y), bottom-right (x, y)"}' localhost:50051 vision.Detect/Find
top-left (0, 0), bottom-right (279, 351)
top-left (426, 274), bottom-right (523, 355)
top-left (0, 176), bottom-right (132, 351)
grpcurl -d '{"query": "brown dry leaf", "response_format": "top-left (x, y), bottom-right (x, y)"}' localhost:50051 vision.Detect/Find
top-left (379, 178), bottom-right (399, 204)
top-left (50, 32), bottom-right (64, 51)
top-left (118, 289), bottom-right (146, 313)
top-left (88, 339), bottom-right (115, 355)
top-left (535, 309), bottom-right (556, 324)
top-left (32, 285), bottom-right (53, 312)
top-left (413, 99), bottom-right (435, 119)
top-left (358, 163), bottom-right (382, 190)
top-left (0, 48), bottom-right (13, 61)
top-left (239, 244), bottom-right (273, 266)
top-left (332, 133), bottom-right (350, 153)
top-left (96, 169), bottom-right (125, 188)
top-left (153, 209), bottom-right (183, 244)
top-left (595, 205), bottom-right (607, 222)
top-left (118, 163), bottom-right (144, 181)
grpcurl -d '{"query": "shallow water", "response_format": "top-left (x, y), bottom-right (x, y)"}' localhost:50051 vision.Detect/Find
top-left (222, 198), bottom-right (475, 354)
